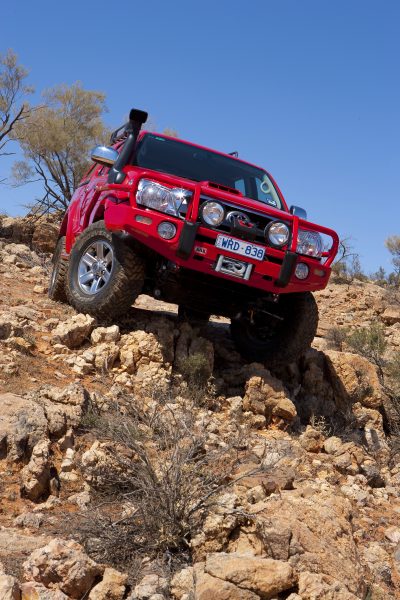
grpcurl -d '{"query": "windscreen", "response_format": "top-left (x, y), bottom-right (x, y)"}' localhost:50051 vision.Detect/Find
top-left (134, 134), bottom-right (283, 209)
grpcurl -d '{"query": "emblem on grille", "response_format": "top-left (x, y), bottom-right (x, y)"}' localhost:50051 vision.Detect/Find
top-left (226, 210), bottom-right (252, 225)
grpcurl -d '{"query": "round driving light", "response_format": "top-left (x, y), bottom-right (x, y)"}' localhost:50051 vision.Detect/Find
top-left (266, 221), bottom-right (290, 247)
top-left (158, 221), bottom-right (177, 240)
top-left (295, 263), bottom-right (309, 280)
top-left (201, 201), bottom-right (225, 226)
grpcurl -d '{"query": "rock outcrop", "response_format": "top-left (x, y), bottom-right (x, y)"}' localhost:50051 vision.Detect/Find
top-left (0, 232), bottom-right (399, 599)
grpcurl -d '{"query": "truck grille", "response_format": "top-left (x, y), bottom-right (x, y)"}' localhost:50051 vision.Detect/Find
top-left (197, 196), bottom-right (286, 245)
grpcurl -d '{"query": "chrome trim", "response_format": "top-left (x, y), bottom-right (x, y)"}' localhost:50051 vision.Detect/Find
top-left (77, 240), bottom-right (114, 295)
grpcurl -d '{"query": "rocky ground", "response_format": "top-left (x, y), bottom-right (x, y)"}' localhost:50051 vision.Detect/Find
top-left (0, 217), bottom-right (400, 599)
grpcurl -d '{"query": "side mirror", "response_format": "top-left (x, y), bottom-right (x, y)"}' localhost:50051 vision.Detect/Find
top-left (90, 145), bottom-right (119, 167)
top-left (290, 205), bottom-right (307, 221)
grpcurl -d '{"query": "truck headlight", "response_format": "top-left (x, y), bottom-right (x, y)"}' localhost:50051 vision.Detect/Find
top-left (136, 179), bottom-right (190, 216)
top-left (200, 201), bottom-right (225, 226)
top-left (296, 230), bottom-right (323, 258)
top-left (265, 221), bottom-right (290, 247)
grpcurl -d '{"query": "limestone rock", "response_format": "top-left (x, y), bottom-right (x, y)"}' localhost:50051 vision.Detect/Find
top-left (205, 552), bottom-right (296, 598)
top-left (28, 384), bottom-right (89, 438)
top-left (119, 326), bottom-right (173, 391)
top-left (362, 542), bottom-right (392, 585)
top-left (0, 393), bottom-right (48, 461)
top-left (323, 436), bottom-right (343, 455)
top-left (120, 329), bottom-right (170, 372)
top-left (93, 342), bottom-right (120, 371)
top-left (91, 325), bottom-right (120, 344)
top-left (195, 571), bottom-right (259, 600)
top-left (171, 563), bottom-right (259, 600)
top-left (299, 426), bottom-right (325, 453)
top-left (130, 572), bottom-right (169, 599)
top-left (325, 350), bottom-right (384, 409)
top-left (52, 314), bottom-right (95, 349)
top-left (14, 512), bottom-right (44, 530)
top-left (0, 574), bottom-right (20, 600)
top-left (245, 489), bottom-right (368, 595)
top-left (243, 367), bottom-right (296, 427)
top-left (88, 567), bottom-right (127, 599)
top-left (23, 538), bottom-right (103, 599)
top-left (381, 306), bottom-right (400, 325)
top-left (297, 571), bottom-right (360, 599)
top-left (170, 566), bottom-right (194, 599)
top-left (0, 529), bottom-right (51, 563)
top-left (20, 581), bottom-right (69, 599)
top-left (20, 440), bottom-right (51, 502)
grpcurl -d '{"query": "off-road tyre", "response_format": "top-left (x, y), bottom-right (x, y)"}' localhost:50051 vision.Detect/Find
top-left (66, 221), bottom-right (145, 320)
top-left (230, 292), bottom-right (318, 366)
top-left (178, 306), bottom-right (211, 327)
top-left (48, 236), bottom-right (68, 302)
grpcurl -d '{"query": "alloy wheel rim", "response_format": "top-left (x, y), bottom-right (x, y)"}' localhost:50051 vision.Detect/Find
top-left (77, 240), bottom-right (114, 295)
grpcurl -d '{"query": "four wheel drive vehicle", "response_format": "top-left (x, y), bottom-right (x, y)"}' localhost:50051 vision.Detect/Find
top-left (49, 108), bottom-right (339, 365)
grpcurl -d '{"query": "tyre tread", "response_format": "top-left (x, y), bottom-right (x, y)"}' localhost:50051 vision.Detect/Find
top-left (48, 236), bottom-right (68, 303)
top-left (231, 292), bottom-right (318, 366)
top-left (66, 221), bottom-right (144, 320)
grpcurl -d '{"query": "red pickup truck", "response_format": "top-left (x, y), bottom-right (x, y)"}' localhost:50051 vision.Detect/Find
top-left (49, 108), bottom-right (339, 364)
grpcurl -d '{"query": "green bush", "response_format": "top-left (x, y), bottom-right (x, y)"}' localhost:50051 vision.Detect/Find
top-left (179, 352), bottom-right (211, 388)
top-left (346, 324), bottom-right (387, 378)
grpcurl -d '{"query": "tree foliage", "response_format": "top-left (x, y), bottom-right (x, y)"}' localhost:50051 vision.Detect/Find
top-left (385, 235), bottom-right (400, 282)
top-left (13, 82), bottom-right (108, 214)
top-left (0, 49), bottom-right (32, 166)
top-left (332, 237), bottom-right (366, 283)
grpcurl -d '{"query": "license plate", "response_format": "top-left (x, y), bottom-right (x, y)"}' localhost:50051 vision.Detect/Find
top-left (215, 234), bottom-right (265, 261)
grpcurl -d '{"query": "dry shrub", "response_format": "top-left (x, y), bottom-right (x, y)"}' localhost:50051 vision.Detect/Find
top-left (343, 324), bottom-right (400, 436)
top-left (326, 327), bottom-right (348, 351)
top-left (346, 324), bottom-right (387, 380)
top-left (309, 414), bottom-right (332, 437)
top-left (78, 400), bottom-right (248, 571)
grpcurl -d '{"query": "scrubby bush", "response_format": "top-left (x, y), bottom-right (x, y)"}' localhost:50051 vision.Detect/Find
top-left (339, 323), bottom-right (400, 435)
top-left (77, 400), bottom-right (251, 571)
top-left (179, 352), bottom-right (211, 388)
top-left (346, 323), bottom-right (387, 380)
top-left (326, 327), bottom-right (349, 351)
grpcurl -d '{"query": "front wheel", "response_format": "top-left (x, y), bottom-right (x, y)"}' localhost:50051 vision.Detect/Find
top-left (230, 292), bottom-right (318, 366)
top-left (66, 221), bottom-right (145, 320)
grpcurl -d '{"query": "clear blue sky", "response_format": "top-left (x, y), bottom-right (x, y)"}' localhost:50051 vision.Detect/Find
top-left (1, 0), bottom-right (399, 273)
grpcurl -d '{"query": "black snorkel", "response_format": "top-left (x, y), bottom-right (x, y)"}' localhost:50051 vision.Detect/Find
top-left (108, 108), bottom-right (148, 184)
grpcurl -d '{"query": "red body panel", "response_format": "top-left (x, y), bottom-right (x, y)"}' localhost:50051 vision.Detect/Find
top-left (63, 132), bottom-right (339, 294)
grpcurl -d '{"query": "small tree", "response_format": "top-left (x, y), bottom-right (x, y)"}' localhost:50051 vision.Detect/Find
top-left (370, 266), bottom-right (387, 286)
top-left (385, 235), bottom-right (400, 285)
top-left (332, 237), bottom-right (365, 283)
top-left (13, 82), bottom-right (108, 215)
top-left (0, 50), bottom-right (32, 167)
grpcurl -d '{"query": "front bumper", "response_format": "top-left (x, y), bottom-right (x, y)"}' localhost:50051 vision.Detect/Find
top-left (104, 201), bottom-right (334, 294)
